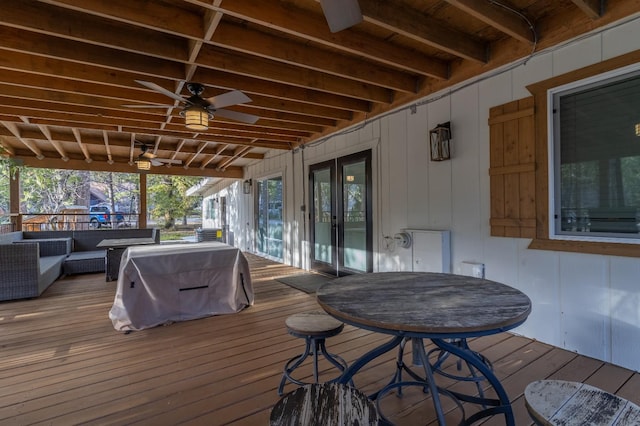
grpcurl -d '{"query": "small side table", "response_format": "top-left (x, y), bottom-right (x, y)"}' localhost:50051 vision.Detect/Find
top-left (97, 237), bottom-right (157, 281)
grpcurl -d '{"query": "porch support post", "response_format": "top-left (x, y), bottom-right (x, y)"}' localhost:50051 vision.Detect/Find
top-left (9, 168), bottom-right (21, 231)
top-left (139, 173), bottom-right (147, 229)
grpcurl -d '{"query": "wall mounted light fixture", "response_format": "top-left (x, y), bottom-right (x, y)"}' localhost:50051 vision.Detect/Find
top-left (243, 179), bottom-right (252, 194)
top-left (429, 122), bottom-right (452, 161)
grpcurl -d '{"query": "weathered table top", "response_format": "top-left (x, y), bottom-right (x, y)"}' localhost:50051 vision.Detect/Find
top-left (316, 272), bottom-right (531, 336)
top-left (525, 380), bottom-right (640, 425)
top-left (96, 237), bottom-right (157, 248)
top-left (270, 383), bottom-right (378, 426)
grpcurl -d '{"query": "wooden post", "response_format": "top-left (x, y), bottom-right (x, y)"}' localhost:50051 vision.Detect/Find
top-left (139, 173), bottom-right (147, 229)
top-left (9, 168), bottom-right (21, 231)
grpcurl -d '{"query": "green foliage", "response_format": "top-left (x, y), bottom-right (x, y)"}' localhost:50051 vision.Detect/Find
top-left (161, 231), bottom-right (195, 241)
top-left (0, 162), bottom-right (9, 215)
top-left (20, 168), bottom-right (87, 213)
top-left (1, 164), bottom-right (203, 228)
top-left (0, 149), bottom-right (20, 214)
top-left (147, 175), bottom-right (202, 228)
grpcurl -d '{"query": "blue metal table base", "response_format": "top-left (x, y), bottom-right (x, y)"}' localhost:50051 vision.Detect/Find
top-left (424, 338), bottom-right (492, 405)
top-left (337, 335), bottom-right (515, 425)
top-left (278, 336), bottom-right (349, 396)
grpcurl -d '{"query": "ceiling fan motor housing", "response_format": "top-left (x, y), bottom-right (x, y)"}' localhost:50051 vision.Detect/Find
top-left (182, 84), bottom-right (213, 119)
top-left (186, 82), bottom-right (205, 96)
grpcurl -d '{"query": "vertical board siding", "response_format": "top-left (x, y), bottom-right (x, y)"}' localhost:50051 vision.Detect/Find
top-left (231, 18), bottom-right (640, 372)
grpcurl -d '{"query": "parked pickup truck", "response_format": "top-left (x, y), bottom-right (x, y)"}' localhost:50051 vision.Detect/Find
top-left (89, 205), bottom-right (125, 229)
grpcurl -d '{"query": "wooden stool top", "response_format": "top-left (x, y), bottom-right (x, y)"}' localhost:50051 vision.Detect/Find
top-left (285, 311), bottom-right (344, 337)
top-left (525, 380), bottom-right (640, 426)
top-left (270, 383), bottom-right (378, 426)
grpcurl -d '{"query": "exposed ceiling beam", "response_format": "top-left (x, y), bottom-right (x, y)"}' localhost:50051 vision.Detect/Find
top-left (571, 0), bottom-right (603, 19)
top-left (444, 0), bottom-right (536, 44)
top-left (1, 121), bottom-right (44, 159)
top-left (207, 0), bottom-right (450, 79)
top-left (16, 154), bottom-right (245, 178)
top-left (38, 124), bottom-right (69, 161)
top-left (358, 0), bottom-right (487, 63)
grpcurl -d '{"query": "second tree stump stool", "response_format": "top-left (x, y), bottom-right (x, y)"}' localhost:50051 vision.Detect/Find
top-left (278, 311), bottom-right (348, 396)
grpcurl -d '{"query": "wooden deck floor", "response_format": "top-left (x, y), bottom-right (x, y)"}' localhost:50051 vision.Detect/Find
top-left (2, 253), bottom-right (640, 425)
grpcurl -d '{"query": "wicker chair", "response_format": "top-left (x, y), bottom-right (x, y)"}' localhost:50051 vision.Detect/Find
top-left (0, 240), bottom-right (70, 301)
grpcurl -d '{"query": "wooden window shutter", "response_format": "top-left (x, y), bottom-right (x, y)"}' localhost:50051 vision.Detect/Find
top-left (488, 97), bottom-right (536, 238)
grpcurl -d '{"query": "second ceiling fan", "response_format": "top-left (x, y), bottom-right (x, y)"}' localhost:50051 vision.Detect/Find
top-left (127, 81), bottom-right (260, 130)
top-left (134, 142), bottom-right (181, 170)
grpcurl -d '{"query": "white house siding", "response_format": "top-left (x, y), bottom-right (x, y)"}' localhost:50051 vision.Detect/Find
top-left (213, 16), bottom-right (640, 371)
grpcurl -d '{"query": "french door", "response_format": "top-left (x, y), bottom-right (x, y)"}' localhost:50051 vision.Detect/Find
top-left (309, 150), bottom-right (372, 276)
top-left (255, 176), bottom-right (283, 260)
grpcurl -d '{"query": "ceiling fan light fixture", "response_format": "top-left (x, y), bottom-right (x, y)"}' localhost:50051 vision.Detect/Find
top-left (182, 105), bottom-right (210, 131)
top-left (135, 158), bottom-right (151, 170)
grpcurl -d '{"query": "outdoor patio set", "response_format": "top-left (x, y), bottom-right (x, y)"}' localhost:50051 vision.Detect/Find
top-left (0, 228), bottom-right (159, 301)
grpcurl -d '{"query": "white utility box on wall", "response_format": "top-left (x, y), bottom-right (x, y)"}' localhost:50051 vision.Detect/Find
top-left (403, 229), bottom-right (451, 273)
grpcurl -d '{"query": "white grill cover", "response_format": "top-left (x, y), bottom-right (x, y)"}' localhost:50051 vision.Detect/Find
top-left (109, 242), bottom-right (253, 331)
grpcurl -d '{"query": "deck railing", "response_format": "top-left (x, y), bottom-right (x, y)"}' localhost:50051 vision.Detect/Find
top-left (0, 213), bottom-right (141, 233)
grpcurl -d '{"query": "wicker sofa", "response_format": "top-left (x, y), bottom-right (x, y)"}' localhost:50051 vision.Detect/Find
top-left (61, 228), bottom-right (159, 275)
top-left (0, 228), bottom-right (159, 301)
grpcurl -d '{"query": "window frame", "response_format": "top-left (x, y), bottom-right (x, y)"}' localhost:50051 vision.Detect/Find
top-left (546, 62), bottom-right (640, 245)
top-left (526, 49), bottom-right (640, 258)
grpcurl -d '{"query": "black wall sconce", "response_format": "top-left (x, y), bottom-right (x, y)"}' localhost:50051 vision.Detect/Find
top-left (429, 122), bottom-right (452, 161)
top-left (243, 179), bottom-right (252, 194)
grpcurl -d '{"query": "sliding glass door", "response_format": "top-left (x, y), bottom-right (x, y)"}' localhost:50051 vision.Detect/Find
top-left (309, 150), bottom-right (372, 275)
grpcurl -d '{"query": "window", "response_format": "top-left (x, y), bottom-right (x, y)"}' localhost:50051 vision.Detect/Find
top-left (489, 50), bottom-right (640, 257)
top-left (205, 198), bottom-right (216, 220)
top-left (549, 65), bottom-right (640, 243)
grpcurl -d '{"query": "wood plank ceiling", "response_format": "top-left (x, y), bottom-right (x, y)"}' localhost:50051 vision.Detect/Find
top-left (0, 0), bottom-right (636, 178)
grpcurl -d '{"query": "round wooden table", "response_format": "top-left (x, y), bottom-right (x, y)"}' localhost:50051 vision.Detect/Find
top-left (316, 272), bottom-right (532, 425)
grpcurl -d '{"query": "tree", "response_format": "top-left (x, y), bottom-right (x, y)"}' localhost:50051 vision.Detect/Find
top-left (147, 175), bottom-right (201, 229)
top-left (20, 167), bottom-right (87, 213)
top-left (90, 171), bottom-right (139, 226)
top-left (0, 163), bottom-right (9, 218)
top-left (0, 148), bottom-right (20, 217)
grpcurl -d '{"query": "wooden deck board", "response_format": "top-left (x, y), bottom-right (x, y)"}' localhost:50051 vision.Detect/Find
top-left (1, 252), bottom-right (639, 425)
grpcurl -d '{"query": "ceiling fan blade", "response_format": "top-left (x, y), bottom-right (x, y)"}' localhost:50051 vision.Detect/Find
top-left (135, 80), bottom-right (186, 104)
top-left (151, 158), bottom-right (182, 166)
top-left (206, 90), bottom-right (252, 109)
top-left (141, 151), bottom-right (157, 159)
top-left (214, 108), bottom-right (260, 124)
top-left (320, 0), bottom-right (362, 33)
top-left (122, 104), bottom-right (175, 108)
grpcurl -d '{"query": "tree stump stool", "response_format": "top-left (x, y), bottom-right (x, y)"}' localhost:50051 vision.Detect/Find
top-left (278, 311), bottom-right (348, 396)
top-left (270, 383), bottom-right (378, 426)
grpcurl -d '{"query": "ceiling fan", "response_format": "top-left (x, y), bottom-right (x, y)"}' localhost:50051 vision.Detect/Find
top-left (320, 0), bottom-right (362, 33)
top-left (134, 142), bottom-right (181, 170)
top-left (125, 81), bottom-right (260, 130)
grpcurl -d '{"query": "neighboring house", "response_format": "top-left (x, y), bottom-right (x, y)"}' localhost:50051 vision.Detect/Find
top-left (192, 18), bottom-right (640, 373)
top-left (89, 186), bottom-right (108, 207)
